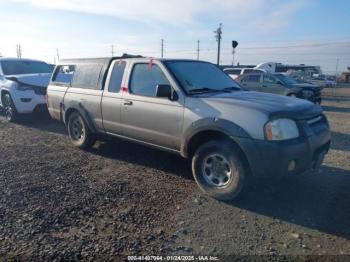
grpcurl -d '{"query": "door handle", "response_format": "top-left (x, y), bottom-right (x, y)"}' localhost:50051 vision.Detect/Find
top-left (124, 100), bottom-right (133, 106)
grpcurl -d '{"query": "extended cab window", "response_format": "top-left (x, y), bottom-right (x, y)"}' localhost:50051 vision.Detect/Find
top-left (108, 61), bottom-right (126, 93)
top-left (246, 74), bottom-right (261, 82)
top-left (129, 64), bottom-right (170, 97)
top-left (72, 63), bottom-right (104, 90)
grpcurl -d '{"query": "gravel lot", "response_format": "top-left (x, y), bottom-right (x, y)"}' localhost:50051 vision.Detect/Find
top-left (1, 88), bottom-right (350, 260)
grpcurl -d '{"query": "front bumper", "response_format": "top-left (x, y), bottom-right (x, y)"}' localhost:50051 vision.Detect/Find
top-left (235, 124), bottom-right (331, 177)
top-left (11, 90), bottom-right (46, 114)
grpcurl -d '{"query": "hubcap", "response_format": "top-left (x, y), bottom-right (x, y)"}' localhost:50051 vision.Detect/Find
top-left (70, 117), bottom-right (85, 141)
top-left (202, 153), bottom-right (232, 187)
top-left (3, 95), bottom-right (13, 121)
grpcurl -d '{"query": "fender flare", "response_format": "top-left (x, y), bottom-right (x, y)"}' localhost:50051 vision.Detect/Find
top-left (63, 101), bottom-right (97, 133)
top-left (181, 118), bottom-right (251, 157)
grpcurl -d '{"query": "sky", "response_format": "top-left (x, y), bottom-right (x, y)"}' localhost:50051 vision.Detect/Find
top-left (0, 0), bottom-right (349, 73)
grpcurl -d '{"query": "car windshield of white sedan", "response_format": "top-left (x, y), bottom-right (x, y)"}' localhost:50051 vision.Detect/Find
top-left (1, 60), bottom-right (53, 75)
top-left (165, 61), bottom-right (241, 94)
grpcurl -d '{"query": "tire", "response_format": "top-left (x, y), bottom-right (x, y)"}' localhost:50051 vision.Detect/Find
top-left (2, 93), bottom-right (18, 122)
top-left (67, 111), bottom-right (95, 149)
top-left (192, 140), bottom-right (246, 201)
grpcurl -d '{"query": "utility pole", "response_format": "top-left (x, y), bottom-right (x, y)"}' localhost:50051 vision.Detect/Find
top-left (56, 48), bottom-right (60, 61)
top-left (17, 44), bottom-right (22, 58)
top-left (335, 58), bottom-right (339, 92)
top-left (214, 23), bottom-right (222, 65)
top-left (197, 40), bottom-right (200, 60)
top-left (111, 45), bottom-right (114, 57)
top-left (161, 39), bottom-right (164, 58)
top-left (231, 41), bottom-right (239, 66)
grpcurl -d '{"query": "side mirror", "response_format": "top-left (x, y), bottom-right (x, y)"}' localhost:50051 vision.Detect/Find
top-left (156, 84), bottom-right (176, 100)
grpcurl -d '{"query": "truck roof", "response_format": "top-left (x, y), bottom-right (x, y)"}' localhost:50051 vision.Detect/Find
top-left (57, 55), bottom-right (202, 65)
top-left (57, 54), bottom-right (143, 65)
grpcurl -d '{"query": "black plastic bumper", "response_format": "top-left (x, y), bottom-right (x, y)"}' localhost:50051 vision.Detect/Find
top-left (235, 128), bottom-right (331, 177)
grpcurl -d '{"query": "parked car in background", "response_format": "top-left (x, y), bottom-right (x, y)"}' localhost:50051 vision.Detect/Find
top-left (47, 56), bottom-right (330, 201)
top-left (236, 73), bottom-right (322, 103)
top-left (223, 67), bottom-right (265, 79)
top-left (309, 76), bottom-right (336, 88)
top-left (0, 58), bottom-right (53, 121)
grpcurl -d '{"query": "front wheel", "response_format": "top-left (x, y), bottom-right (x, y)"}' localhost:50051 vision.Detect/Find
top-left (192, 140), bottom-right (246, 201)
top-left (67, 112), bottom-right (95, 149)
top-left (2, 93), bottom-right (18, 122)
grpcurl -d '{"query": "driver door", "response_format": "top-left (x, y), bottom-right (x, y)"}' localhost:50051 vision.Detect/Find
top-left (121, 62), bottom-right (184, 150)
top-left (262, 74), bottom-right (285, 95)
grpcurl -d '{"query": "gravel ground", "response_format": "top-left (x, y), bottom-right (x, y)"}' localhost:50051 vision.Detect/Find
top-left (1, 88), bottom-right (350, 260)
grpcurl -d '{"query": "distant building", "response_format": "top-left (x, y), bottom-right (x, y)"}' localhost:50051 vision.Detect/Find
top-left (340, 67), bottom-right (350, 83)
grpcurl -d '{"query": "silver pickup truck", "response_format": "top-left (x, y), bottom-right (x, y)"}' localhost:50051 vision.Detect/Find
top-left (47, 55), bottom-right (331, 200)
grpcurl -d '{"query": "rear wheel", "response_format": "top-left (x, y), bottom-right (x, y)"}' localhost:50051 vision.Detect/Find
top-left (67, 112), bottom-right (95, 149)
top-left (2, 93), bottom-right (18, 122)
top-left (192, 140), bottom-right (246, 201)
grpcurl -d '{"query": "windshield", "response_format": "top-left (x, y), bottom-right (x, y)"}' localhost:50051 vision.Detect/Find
top-left (1, 60), bottom-right (53, 75)
top-left (275, 74), bottom-right (298, 85)
top-left (164, 61), bottom-right (241, 94)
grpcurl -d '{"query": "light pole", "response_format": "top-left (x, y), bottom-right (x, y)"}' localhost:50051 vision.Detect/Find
top-left (232, 41), bottom-right (238, 65)
top-left (214, 23), bottom-right (222, 65)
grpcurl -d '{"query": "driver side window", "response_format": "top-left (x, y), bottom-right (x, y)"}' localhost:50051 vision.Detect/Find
top-left (129, 64), bottom-right (170, 97)
top-left (263, 75), bottom-right (277, 84)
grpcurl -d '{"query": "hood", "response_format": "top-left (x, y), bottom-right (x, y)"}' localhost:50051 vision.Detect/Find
top-left (202, 91), bottom-right (322, 120)
top-left (6, 73), bottom-right (52, 87)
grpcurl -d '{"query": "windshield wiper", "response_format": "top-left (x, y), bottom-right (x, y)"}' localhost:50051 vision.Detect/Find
top-left (223, 86), bottom-right (241, 91)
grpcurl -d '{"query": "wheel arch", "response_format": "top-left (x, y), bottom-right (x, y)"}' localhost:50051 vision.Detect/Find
top-left (181, 118), bottom-right (252, 174)
top-left (184, 129), bottom-right (252, 178)
top-left (64, 105), bottom-right (97, 133)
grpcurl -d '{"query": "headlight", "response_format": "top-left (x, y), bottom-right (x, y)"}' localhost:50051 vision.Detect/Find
top-left (264, 118), bottom-right (299, 141)
top-left (16, 82), bottom-right (33, 91)
top-left (301, 90), bottom-right (314, 98)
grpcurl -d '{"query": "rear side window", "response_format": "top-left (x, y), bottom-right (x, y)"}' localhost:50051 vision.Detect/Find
top-left (51, 65), bottom-right (76, 85)
top-left (129, 64), bottom-right (170, 97)
top-left (246, 75), bottom-right (261, 82)
top-left (108, 61), bottom-right (126, 93)
top-left (243, 69), bottom-right (253, 74)
top-left (1, 60), bottom-right (53, 75)
top-left (72, 64), bottom-right (104, 90)
top-left (224, 69), bottom-right (241, 75)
